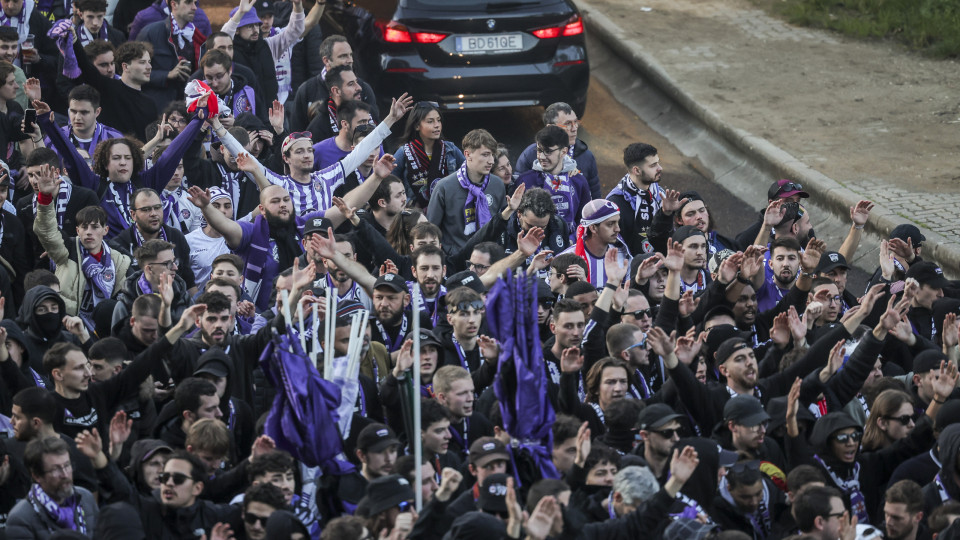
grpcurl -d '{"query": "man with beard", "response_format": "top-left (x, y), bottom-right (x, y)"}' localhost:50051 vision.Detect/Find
top-left (111, 239), bottom-right (191, 335)
top-left (620, 290), bottom-right (654, 333)
top-left (304, 65), bottom-right (366, 143)
top-left (607, 142), bottom-right (665, 256)
top-left (754, 200), bottom-right (813, 250)
top-left (651, 190), bottom-right (735, 256)
top-left (561, 199), bottom-right (630, 290)
top-left (544, 298), bottom-right (585, 394)
top-left (884, 480), bottom-right (927, 540)
top-left (634, 404), bottom-right (683, 480)
top-left (110, 188), bottom-right (195, 291)
top-left (515, 102), bottom-right (601, 198)
top-left (757, 237), bottom-right (802, 313)
top-left (719, 396), bottom-right (786, 472)
top-left (607, 323), bottom-right (660, 400)
top-left (313, 100), bottom-right (374, 170)
top-left (498, 187), bottom-right (570, 276)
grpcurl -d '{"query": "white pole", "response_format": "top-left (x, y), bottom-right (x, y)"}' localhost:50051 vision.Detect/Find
top-left (311, 304), bottom-right (320, 366)
top-left (323, 292), bottom-right (332, 379)
top-left (412, 284), bottom-right (422, 512)
top-left (297, 301), bottom-right (307, 353)
top-left (280, 289), bottom-right (293, 353)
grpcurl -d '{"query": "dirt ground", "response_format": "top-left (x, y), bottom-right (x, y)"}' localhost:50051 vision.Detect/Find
top-left (583, 0), bottom-right (960, 234)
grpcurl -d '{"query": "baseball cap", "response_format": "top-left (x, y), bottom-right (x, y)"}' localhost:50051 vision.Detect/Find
top-left (890, 224), bottom-right (925, 246)
top-left (906, 261), bottom-right (951, 289)
top-left (357, 423), bottom-right (400, 453)
top-left (362, 474), bottom-right (415, 516)
top-left (405, 328), bottom-right (443, 349)
top-left (708, 248), bottom-right (735, 274)
top-left (677, 190), bottom-right (704, 212)
top-left (767, 179), bottom-right (810, 200)
top-left (637, 403), bottom-right (683, 431)
top-left (537, 280), bottom-right (555, 303)
top-left (913, 349), bottom-right (948, 375)
top-left (302, 216), bottom-right (334, 237)
top-left (469, 437), bottom-right (510, 468)
top-left (477, 473), bottom-right (510, 514)
top-left (816, 251), bottom-right (849, 274)
top-left (670, 225), bottom-right (705, 244)
top-left (716, 444), bottom-right (739, 468)
top-left (446, 270), bottom-right (486, 294)
top-left (716, 337), bottom-right (751, 364)
top-left (255, 0), bottom-right (276, 15)
top-left (373, 273), bottom-right (407, 293)
top-left (723, 395), bottom-right (770, 427)
top-left (193, 349), bottom-right (231, 379)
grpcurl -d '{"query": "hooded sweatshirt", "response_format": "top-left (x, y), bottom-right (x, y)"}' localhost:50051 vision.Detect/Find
top-left (668, 437), bottom-right (721, 523)
top-left (923, 424), bottom-right (960, 516)
top-left (17, 286), bottom-right (84, 374)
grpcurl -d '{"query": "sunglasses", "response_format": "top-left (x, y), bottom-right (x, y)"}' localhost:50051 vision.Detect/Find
top-left (729, 461), bottom-right (761, 475)
top-left (288, 131), bottom-right (312, 140)
top-left (832, 431), bottom-right (862, 444)
top-left (159, 472), bottom-right (192, 485)
top-left (777, 182), bottom-right (803, 194)
top-left (625, 336), bottom-right (647, 352)
top-left (244, 513), bottom-right (271, 526)
top-left (539, 300), bottom-right (555, 308)
top-left (627, 308), bottom-right (654, 319)
top-left (883, 414), bottom-right (916, 425)
top-left (451, 300), bottom-right (485, 313)
top-left (650, 428), bottom-right (679, 439)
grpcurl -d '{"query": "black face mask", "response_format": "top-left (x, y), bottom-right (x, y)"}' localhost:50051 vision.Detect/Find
top-left (35, 312), bottom-right (62, 339)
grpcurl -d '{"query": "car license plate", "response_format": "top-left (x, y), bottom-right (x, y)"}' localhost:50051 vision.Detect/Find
top-left (455, 33), bottom-right (522, 54)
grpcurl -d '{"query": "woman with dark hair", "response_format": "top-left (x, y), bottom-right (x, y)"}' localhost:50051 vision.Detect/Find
top-left (385, 209), bottom-right (425, 257)
top-left (391, 102), bottom-right (464, 208)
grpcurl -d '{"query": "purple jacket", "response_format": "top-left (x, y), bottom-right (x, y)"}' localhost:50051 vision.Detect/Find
top-left (128, 2), bottom-right (212, 40)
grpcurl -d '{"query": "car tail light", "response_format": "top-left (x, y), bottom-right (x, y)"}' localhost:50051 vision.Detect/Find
top-left (414, 32), bottom-right (448, 43)
top-left (533, 15), bottom-right (583, 39)
top-left (382, 21), bottom-right (412, 43)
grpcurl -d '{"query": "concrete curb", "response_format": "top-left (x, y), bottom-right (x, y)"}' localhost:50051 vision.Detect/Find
top-left (577, 0), bottom-right (960, 276)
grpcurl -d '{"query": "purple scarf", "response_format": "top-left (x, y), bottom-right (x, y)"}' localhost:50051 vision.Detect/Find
top-left (32, 179), bottom-right (72, 228)
top-left (137, 273), bottom-right (153, 295)
top-left (456, 162), bottom-right (491, 235)
top-left (27, 483), bottom-right (87, 534)
top-left (80, 242), bottom-right (116, 309)
top-left (2, 0), bottom-right (33, 44)
top-left (48, 18), bottom-right (80, 78)
top-left (104, 182), bottom-right (133, 232)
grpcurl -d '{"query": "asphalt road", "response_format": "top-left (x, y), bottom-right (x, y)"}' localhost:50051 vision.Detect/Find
top-left (434, 75), bottom-right (870, 293)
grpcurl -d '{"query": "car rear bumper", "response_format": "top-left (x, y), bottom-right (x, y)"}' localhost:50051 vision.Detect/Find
top-left (375, 44), bottom-right (589, 111)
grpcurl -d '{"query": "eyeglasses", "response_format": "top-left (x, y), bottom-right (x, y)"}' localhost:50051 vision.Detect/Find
top-left (536, 146), bottom-right (561, 156)
top-left (244, 513), bottom-right (271, 526)
top-left (626, 308), bottom-right (654, 319)
top-left (777, 182), bottom-right (803, 195)
top-left (44, 462), bottom-right (72, 477)
top-left (824, 295), bottom-right (842, 305)
top-left (729, 461), bottom-right (761, 475)
top-left (159, 471), bottom-right (192, 485)
top-left (883, 414), bottom-right (916, 425)
top-left (650, 428), bottom-right (679, 439)
top-left (168, 116), bottom-right (188, 126)
top-left (148, 259), bottom-right (179, 270)
top-left (557, 120), bottom-right (580, 129)
top-left (451, 300), bottom-right (485, 313)
top-left (539, 300), bottom-right (555, 309)
top-left (832, 431), bottom-right (861, 444)
top-left (134, 203), bottom-right (164, 213)
top-left (468, 261), bottom-right (491, 273)
top-left (825, 512), bottom-right (846, 520)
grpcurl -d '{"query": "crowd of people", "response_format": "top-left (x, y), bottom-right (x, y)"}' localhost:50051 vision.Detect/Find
top-left (0, 0), bottom-right (958, 539)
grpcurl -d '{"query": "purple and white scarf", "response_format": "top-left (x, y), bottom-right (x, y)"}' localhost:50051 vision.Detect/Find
top-left (456, 162), bottom-right (491, 235)
top-left (134, 224), bottom-right (167, 247)
top-left (79, 243), bottom-right (116, 328)
top-left (169, 13), bottom-right (195, 49)
top-left (27, 483), bottom-right (87, 534)
top-left (104, 181), bottom-right (133, 231)
top-left (77, 22), bottom-right (108, 46)
top-left (32, 179), bottom-right (72, 228)
top-left (0, 0), bottom-right (34, 44)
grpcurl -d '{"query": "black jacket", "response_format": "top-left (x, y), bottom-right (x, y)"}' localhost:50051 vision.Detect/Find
top-left (111, 270), bottom-right (192, 335)
top-left (0, 208), bottom-right (31, 305)
top-left (134, 492), bottom-right (241, 540)
top-left (233, 34), bottom-right (279, 106)
top-left (17, 286), bottom-right (85, 374)
top-left (109, 223), bottom-right (197, 290)
top-left (289, 73), bottom-right (379, 133)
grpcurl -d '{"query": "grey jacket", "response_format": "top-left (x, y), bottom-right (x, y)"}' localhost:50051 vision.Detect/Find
top-left (426, 172), bottom-right (506, 258)
top-left (5, 486), bottom-right (98, 540)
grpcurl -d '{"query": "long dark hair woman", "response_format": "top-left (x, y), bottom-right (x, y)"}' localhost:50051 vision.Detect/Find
top-left (391, 102), bottom-right (464, 209)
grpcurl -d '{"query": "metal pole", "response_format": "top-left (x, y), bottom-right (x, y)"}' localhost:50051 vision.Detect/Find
top-left (412, 284), bottom-right (422, 512)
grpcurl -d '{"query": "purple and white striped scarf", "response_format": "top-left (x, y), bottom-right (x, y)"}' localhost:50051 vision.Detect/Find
top-left (79, 242), bottom-right (116, 326)
top-left (32, 179), bottom-right (72, 228)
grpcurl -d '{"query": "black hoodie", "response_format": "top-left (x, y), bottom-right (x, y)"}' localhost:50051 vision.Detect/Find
top-left (0, 318), bottom-right (45, 414)
top-left (923, 424), bottom-right (960, 516)
top-left (17, 285), bottom-right (84, 374)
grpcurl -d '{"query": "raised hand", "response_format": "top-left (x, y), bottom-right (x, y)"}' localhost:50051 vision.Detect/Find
top-left (386, 93), bottom-right (414, 125)
top-left (35, 163), bottom-right (60, 196)
top-left (517, 226), bottom-right (545, 257)
top-left (24, 77), bottom-right (41, 102)
top-left (177, 303), bottom-right (208, 330)
top-left (770, 312), bottom-right (791, 349)
top-left (603, 247), bottom-right (627, 285)
top-left (903, 278), bottom-right (920, 304)
top-left (566, 263), bottom-right (586, 282)
top-left (31, 99), bottom-right (51, 119)
top-left (635, 253), bottom-right (664, 283)
top-left (208, 522), bottom-right (235, 540)
top-left (526, 496), bottom-right (560, 540)
top-left (786, 376), bottom-right (801, 420)
top-left (235, 152), bottom-right (259, 173)
top-left (741, 245), bottom-right (766, 278)
top-left (394, 339), bottom-right (414, 374)
top-left (943, 313), bottom-right (959, 349)
top-left (331, 196), bottom-right (357, 222)
top-left (506, 183), bottom-right (526, 214)
top-left (308, 229), bottom-right (340, 260)
top-left (0, 326), bottom-right (7, 363)
top-left (888, 237), bottom-right (916, 263)
top-left (477, 335), bottom-right (499, 362)
top-left (237, 300), bottom-right (256, 318)
top-left (879, 240), bottom-right (896, 279)
top-left (801, 238), bottom-right (826, 273)
top-left (678, 290), bottom-right (700, 318)
top-left (250, 435), bottom-right (276, 460)
top-left (932, 360), bottom-right (959, 400)
top-left (664, 240), bottom-right (684, 272)
top-left (74, 428), bottom-right (105, 463)
top-left (611, 279), bottom-right (630, 310)
top-left (574, 421), bottom-right (591, 467)
top-left (763, 199), bottom-right (785, 226)
top-left (674, 333), bottom-right (704, 366)
top-left (435, 467), bottom-right (463, 502)
top-left (661, 189), bottom-right (689, 215)
top-left (879, 295), bottom-right (909, 332)
top-left (268, 100), bottom-right (285, 134)
top-left (717, 251), bottom-right (742, 284)
top-left (560, 347), bottom-right (583, 374)
top-left (526, 250), bottom-right (553, 275)
top-left (891, 317), bottom-right (914, 343)
top-left (803, 301), bottom-right (823, 329)
top-left (857, 283), bottom-right (886, 315)
top-left (850, 200), bottom-right (874, 227)
top-left (824, 340), bottom-right (845, 379)
top-left (670, 445), bottom-right (700, 485)
top-left (109, 411), bottom-right (132, 449)
top-left (187, 186), bottom-right (212, 208)
top-left (291, 260), bottom-right (317, 293)
top-left (380, 259), bottom-right (399, 276)
top-left (158, 272), bottom-right (174, 307)
top-left (373, 154), bottom-right (397, 178)
top-left (646, 327), bottom-right (677, 358)
top-left (505, 476), bottom-right (524, 537)
top-left (62, 315), bottom-right (89, 341)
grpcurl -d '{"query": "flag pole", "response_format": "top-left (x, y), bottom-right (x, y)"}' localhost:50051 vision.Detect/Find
top-left (412, 283), bottom-right (422, 512)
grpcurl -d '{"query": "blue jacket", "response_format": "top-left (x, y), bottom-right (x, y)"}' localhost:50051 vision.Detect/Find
top-left (392, 139), bottom-right (465, 208)
top-left (516, 138), bottom-right (601, 199)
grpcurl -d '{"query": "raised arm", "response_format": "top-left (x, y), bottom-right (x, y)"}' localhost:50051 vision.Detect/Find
top-left (308, 229), bottom-right (377, 294)
top-left (479, 226), bottom-right (545, 289)
top-left (32, 165), bottom-right (70, 266)
top-left (339, 154), bottom-right (393, 211)
top-left (300, 0), bottom-right (325, 37)
top-left (265, 0), bottom-right (304, 59)
top-left (142, 116), bottom-right (206, 191)
top-left (334, 94), bottom-right (414, 177)
top-left (35, 101), bottom-right (99, 191)
top-left (838, 200), bottom-right (873, 262)
top-left (188, 186), bottom-right (244, 248)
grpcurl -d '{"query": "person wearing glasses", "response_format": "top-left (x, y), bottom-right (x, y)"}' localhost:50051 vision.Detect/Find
top-left (518, 125), bottom-right (591, 244)
top-left (861, 389), bottom-right (917, 451)
top-left (135, 450), bottom-right (241, 538)
top-left (110, 239), bottom-right (191, 334)
top-left (719, 396), bottom-right (787, 474)
top-left (108, 187), bottom-right (196, 292)
top-left (198, 49), bottom-right (266, 124)
top-left (32, 171), bottom-right (132, 331)
top-left (515, 102), bottom-right (601, 199)
top-left (634, 404), bottom-right (684, 480)
top-left (239, 482), bottom-right (287, 540)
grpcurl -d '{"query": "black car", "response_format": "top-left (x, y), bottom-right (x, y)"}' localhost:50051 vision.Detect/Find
top-left (370, 0), bottom-right (589, 116)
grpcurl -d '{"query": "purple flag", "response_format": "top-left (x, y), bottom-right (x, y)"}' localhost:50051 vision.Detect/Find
top-left (259, 327), bottom-right (355, 475)
top-left (487, 271), bottom-right (560, 480)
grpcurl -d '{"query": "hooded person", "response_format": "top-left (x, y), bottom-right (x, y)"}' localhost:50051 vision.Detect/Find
top-left (17, 286), bottom-right (87, 374)
top-left (802, 410), bottom-right (934, 525)
top-left (666, 437), bottom-right (737, 524)
top-left (0, 318), bottom-right (47, 406)
top-left (264, 509), bottom-right (309, 539)
top-left (126, 439), bottom-right (174, 496)
top-left (93, 502), bottom-right (146, 540)
top-left (922, 424), bottom-right (960, 517)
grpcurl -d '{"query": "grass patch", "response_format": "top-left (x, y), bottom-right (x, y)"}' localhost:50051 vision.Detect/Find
top-left (757, 0), bottom-right (960, 58)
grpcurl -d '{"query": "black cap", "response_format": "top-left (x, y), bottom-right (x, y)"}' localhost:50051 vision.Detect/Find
top-left (913, 349), bottom-right (948, 375)
top-left (363, 474), bottom-right (415, 516)
top-left (670, 225), bottom-right (705, 244)
top-left (723, 395), bottom-right (770, 427)
top-left (357, 423), bottom-right (400, 453)
top-left (477, 473), bottom-right (510, 513)
top-left (255, 0), bottom-right (275, 15)
top-left (777, 202), bottom-right (805, 226)
top-left (373, 273), bottom-right (407, 293)
top-left (716, 337), bottom-right (750, 364)
top-left (405, 328), bottom-right (443, 349)
top-left (677, 190), bottom-right (704, 211)
top-left (890, 224), bottom-right (925, 246)
top-left (469, 437), bottom-right (510, 468)
top-left (767, 179), bottom-right (810, 200)
top-left (906, 261), bottom-right (951, 289)
top-left (194, 348), bottom-right (231, 379)
top-left (935, 399), bottom-right (960, 431)
top-left (302, 216), bottom-right (334, 237)
top-left (637, 403), bottom-right (683, 431)
top-left (816, 251), bottom-right (849, 274)
top-left (537, 280), bottom-right (555, 302)
top-left (446, 270), bottom-right (486, 294)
